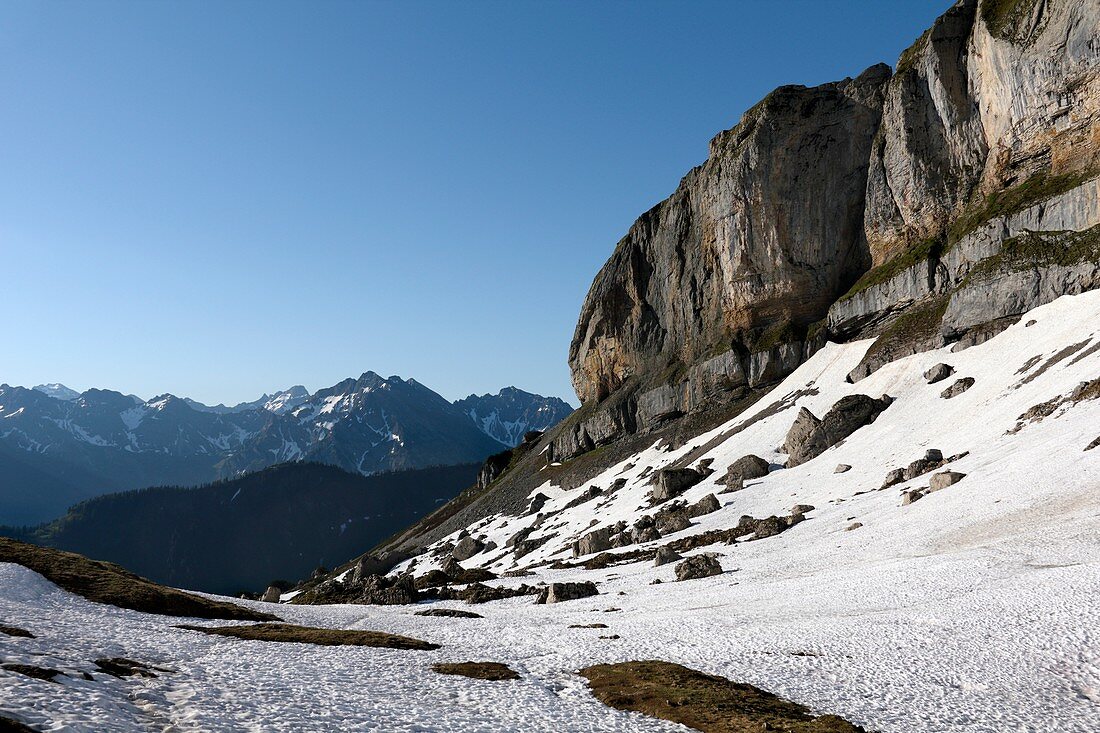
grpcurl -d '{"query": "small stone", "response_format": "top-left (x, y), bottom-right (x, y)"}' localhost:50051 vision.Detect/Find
top-left (901, 489), bottom-right (924, 506)
top-left (845, 522), bottom-right (863, 531)
top-left (834, 464), bottom-right (852, 473)
top-left (791, 504), bottom-right (815, 515)
top-left (654, 546), bottom-right (683, 567)
top-left (882, 468), bottom-right (906, 489)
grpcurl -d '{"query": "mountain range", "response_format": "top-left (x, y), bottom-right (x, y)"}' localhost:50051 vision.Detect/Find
top-left (1, 375), bottom-right (571, 524)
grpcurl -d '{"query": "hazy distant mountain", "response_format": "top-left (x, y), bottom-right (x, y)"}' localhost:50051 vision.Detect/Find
top-left (0, 374), bottom-right (568, 524)
top-left (3, 461), bottom-right (479, 594)
top-left (454, 387), bottom-right (574, 446)
top-left (32, 383), bottom-right (80, 401)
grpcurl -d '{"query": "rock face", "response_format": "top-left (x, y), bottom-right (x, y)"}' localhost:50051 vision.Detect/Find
top-left (557, 64), bottom-right (892, 458)
top-left (784, 395), bottom-right (893, 467)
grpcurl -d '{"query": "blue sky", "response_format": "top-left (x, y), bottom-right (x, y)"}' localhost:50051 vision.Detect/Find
top-left (0, 0), bottom-right (948, 406)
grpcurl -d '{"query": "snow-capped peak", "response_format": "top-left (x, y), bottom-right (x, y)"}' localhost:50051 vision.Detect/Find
top-left (32, 383), bottom-right (80, 401)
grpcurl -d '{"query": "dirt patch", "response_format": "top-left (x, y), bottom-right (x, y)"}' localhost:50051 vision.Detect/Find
top-left (0, 625), bottom-right (34, 638)
top-left (0, 538), bottom-right (275, 621)
top-left (431, 661), bottom-right (519, 680)
top-left (175, 622), bottom-right (439, 650)
top-left (2, 663), bottom-right (62, 683)
top-left (579, 660), bottom-right (865, 733)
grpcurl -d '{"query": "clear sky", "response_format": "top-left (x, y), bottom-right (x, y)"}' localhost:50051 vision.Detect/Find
top-left (1, 0), bottom-right (949, 407)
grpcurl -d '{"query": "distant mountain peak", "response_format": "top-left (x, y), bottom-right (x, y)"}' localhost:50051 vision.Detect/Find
top-left (32, 383), bottom-right (80, 401)
top-left (454, 389), bottom-right (573, 447)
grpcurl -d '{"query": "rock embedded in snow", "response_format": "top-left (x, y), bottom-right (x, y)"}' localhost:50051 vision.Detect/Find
top-left (452, 536), bottom-right (485, 562)
top-left (261, 586), bottom-right (282, 603)
top-left (929, 471), bottom-right (966, 492)
top-left (535, 582), bottom-right (599, 604)
top-left (903, 449), bottom-right (945, 480)
top-left (900, 489), bottom-right (925, 506)
top-left (845, 522), bottom-right (863, 531)
top-left (573, 527), bottom-right (615, 558)
top-left (722, 454), bottom-right (771, 483)
top-left (649, 468), bottom-right (703, 503)
top-left (941, 377), bottom-right (976, 399)
top-left (785, 394), bottom-right (892, 467)
top-left (674, 554), bottom-right (723, 582)
top-left (834, 464), bottom-right (852, 473)
top-left (791, 504), bottom-right (815, 516)
top-left (924, 363), bottom-right (955, 384)
top-left (653, 546), bottom-right (683, 567)
top-left (687, 494), bottom-right (721, 518)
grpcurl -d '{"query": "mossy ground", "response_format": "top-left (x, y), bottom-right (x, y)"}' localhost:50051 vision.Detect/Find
top-left (175, 622), bottom-right (439, 650)
top-left (0, 538), bottom-right (276, 621)
top-left (579, 660), bottom-right (865, 733)
top-left (431, 661), bottom-right (519, 681)
top-left (964, 225), bottom-right (1100, 284)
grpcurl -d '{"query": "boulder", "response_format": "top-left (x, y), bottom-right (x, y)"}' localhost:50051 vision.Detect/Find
top-left (881, 468), bottom-right (906, 489)
top-left (929, 471), bottom-right (966, 492)
top-left (260, 586), bottom-right (282, 603)
top-left (785, 394), bottom-right (892, 467)
top-left (834, 464), bottom-right (852, 473)
top-left (674, 554), bottom-right (723, 581)
top-left (354, 574), bottom-right (418, 605)
top-left (452, 536), bottom-right (485, 562)
top-left (924, 363), bottom-right (955, 384)
top-left (903, 448), bottom-right (945, 480)
top-left (650, 468), bottom-right (703, 503)
top-left (527, 493), bottom-right (550, 514)
top-left (845, 522), bottom-right (863, 531)
top-left (536, 582), bottom-right (599, 604)
top-left (572, 527), bottom-right (615, 558)
top-left (901, 490), bottom-right (924, 506)
top-left (791, 504), bottom-right (815, 516)
top-left (655, 511), bottom-right (692, 536)
top-left (719, 475), bottom-right (745, 493)
top-left (686, 493), bottom-right (721, 518)
top-left (723, 454), bottom-right (771, 483)
top-left (653, 546), bottom-right (683, 567)
top-left (941, 378), bottom-right (975, 399)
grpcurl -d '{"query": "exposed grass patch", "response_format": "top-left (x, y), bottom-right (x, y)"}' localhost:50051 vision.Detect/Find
top-left (839, 236), bottom-right (942, 302)
top-left (175, 622), bottom-right (439, 650)
top-left (431, 661), bottom-right (519, 681)
top-left (579, 660), bottom-right (865, 733)
top-left (0, 538), bottom-right (276, 621)
top-left (750, 319), bottom-right (806, 354)
top-left (980, 0), bottom-right (1043, 41)
top-left (963, 225), bottom-right (1100, 285)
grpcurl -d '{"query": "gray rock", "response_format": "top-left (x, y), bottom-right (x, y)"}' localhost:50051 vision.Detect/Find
top-left (845, 522), bottom-right (863, 531)
top-left (261, 586), bottom-right (282, 603)
top-left (452, 536), bottom-right (485, 562)
top-left (924, 363), bottom-right (955, 384)
top-left (929, 471), bottom-right (966, 492)
top-left (527, 493), bottom-right (550, 514)
top-left (834, 464), bottom-right (852, 473)
top-left (941, 378), bottom-right (975, 399)
top-left (650, 468), bottom-right (703, 503)
top-left (674, 554), bottom-right (723, 582)
top-left (572, 527), bottom-right (615, 558)
top-left (903, 449), bottom-right (945, 480)
top-left (901, 490), bottom-right (925, 506)
top-left (719, 475), bottom-right (745, 493)
top-left (726, 455), bottom-right (771, 483)
top-left (535, 582), bottom-right (599, 604)
top-left (785, 394), bottom-right (893, 467)
top-left (791, 504), bottom-right (815, 516)
top-left (654, 546), bottom-right (683, 567)
top-left (655, 511), bottom-right (692, 536)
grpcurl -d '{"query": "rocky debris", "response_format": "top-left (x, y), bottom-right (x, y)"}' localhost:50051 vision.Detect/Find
top-left (570, 623), bottom-right (609, 629)
top-left (535, 582), bottom-right (599, 604)
top-left (785, 395), bottom-right (893, 467)
top-left (416, 560), bottom-right (497, 590)
top-left (834, 464), bottom-right (852, 473)
top-left (451, 535), bottom-right (485, 562)
top-left (261, 586), bottom-right (282, 603)
top-left (434, 583), bottom-right (542, 605)
top-left (941, 378), bottom-right (975, 399)
top-left (924, 363), bottom-right (955, 384)
top-left (432, 661), bottom-right (519, 681)
top-left (695, 458), bottom-right (716, 477)
top-left (721, 455), bottom-right (770, 485)
top-left (674, 554), bottom-right (723, 582)
top-left (929, 471), bottom-right (966, 492)
top-left (414, 608), bottom-right (484, 619)
top-left (904, 449), bottom-right (944, 480)
top-left (654, 546), bottom-right (683, 567)
top-left (649, 468), bottom-right (704, 503)
top-left (846, 522), bottom-right (863, 531)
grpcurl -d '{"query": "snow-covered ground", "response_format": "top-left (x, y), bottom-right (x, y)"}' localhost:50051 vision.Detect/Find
top-left (2, 292), bottom-right (1099, 732)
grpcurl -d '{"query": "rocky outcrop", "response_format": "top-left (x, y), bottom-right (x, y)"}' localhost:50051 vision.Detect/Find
top-left (674, 554), bottom-right (723, 582)
top-left (560, 64), bottom-right (892, 457)
top-left (535, 582), bottom-right (599, 604)
top-left (784, 395), bottom-right (893, 467)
